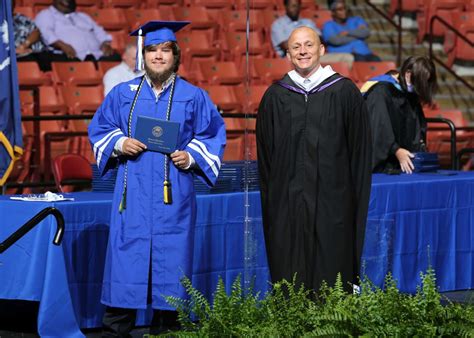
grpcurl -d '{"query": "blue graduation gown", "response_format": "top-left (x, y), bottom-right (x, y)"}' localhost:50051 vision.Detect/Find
top-left (88, 75), bottom-right (226, 309)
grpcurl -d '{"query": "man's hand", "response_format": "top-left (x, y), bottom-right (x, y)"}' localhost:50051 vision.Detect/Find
top-left (170, 150), bottom-right (190, 169)
top-left (122, 138), bottom-right (146, 156)
top-left (56, 41), bottom-right (77, 58)
top-left (100, 42), bottom-right (114, 57)
top-left (395, 148), bottom-right (415, 174)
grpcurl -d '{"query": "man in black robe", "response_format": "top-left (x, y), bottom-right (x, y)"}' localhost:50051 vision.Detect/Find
top-left (256, 26), bottom-right (372, 292)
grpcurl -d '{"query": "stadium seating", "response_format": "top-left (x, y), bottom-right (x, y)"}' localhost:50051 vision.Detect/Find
top-left (201, 85), bottom-right (241, 113)
top-left (199, 60), bottom-right (244, 85)
top-left (17, 61), bottom-right (52, 86)
top-left (254, 57), bottom-right (293, 84)
top-left (51, 62), bottom-right (102, 87)
top-left (172, 6), bottom-right (218, 41)
top-left (352, 61), bottom-right (397, 83)
top-left (124, 8), bottom-right (175, 31)
top-left (60, 86), bottom-right (104, 114)
top-left (175, 30), bottom-right (221, 70)
top-left (81, 8), bottom-right (128, 32)
top-left (19, 86), bottom-right (67, 115)
top-left (234, 85), bottom-right (267, 113)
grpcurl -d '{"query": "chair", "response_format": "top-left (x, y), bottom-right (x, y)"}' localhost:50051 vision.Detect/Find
top-left (224, 31), bottom-right (270, 67)
top-left (223, 135), bottom-right (244, 161)
top-left (19, 86), bottom-right (67, 115)
top-left (186, 0), bottom-right (233, 20)
top-left (322, 61), bottom-right (353, 80)
top-left (172, 6), bottom-right (218, 41)
top-left (125, 8), bottom-right (174, 31)
top-left (352, 61), bottom-right (397, 83)
top-left (388, 0), bottom-right (424, 17)
top-left (61, 86), bottom-right (104, 114)
top-left (201, 85), bottom-right (242, 113)
top-left (253, 57), bottom-right (293, 84)
top-left (17, 61), bottom-right (52, 86)
top-left (51, 62), bottom-right (102, 87)
top-left (81, 8), bottom-right (128, 32)
top-left (234, 0), bottom-right (275, 10)
top-left (175, 30), bottom-right (221, 70)
top-left (98, 61), bottom-right (121, 76)
top-left (416, 0), bottom-right (466, 42)
top-left (312, 9), bottom-right (333, 29)
top-left (14, 6), bottom-right (35, 18)
top-left (102, 0), bottom-right (141, 8)
top-left (52, 153), bottom-right (93, 193)
top-left (199, 61), bottom-right (244, 85)
top-left (220, 10), bottom-right (265, 38)
top-left (109, 31), bottom-right (128, 55)
top-left (234, 85), bottom-right (268, 113)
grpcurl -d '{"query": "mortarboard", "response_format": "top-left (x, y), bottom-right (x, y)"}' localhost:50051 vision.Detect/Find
top-left (130, 21), bottom-right (190, 71)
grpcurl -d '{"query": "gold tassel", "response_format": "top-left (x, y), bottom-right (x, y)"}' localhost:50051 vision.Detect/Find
top-left (119, 188), bottom-right (127, 212)
top-left (163, 180), bottom-right (172, 204)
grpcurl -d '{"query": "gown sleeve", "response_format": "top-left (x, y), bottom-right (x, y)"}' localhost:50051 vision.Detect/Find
top-left (256, 88), bottom-right (273, 230)
top-left (88, 86), bottom-right (126, 176)
top-left (365, 84), bottom-right (399, 170)
top-left (184, 88), bottom-right (226, 187)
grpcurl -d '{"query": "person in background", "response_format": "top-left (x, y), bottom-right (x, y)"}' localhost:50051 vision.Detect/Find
top-left (35, 0), bottom-right (120, 63)
top-left (272, 0), bottom-right (354, 66)
top-left (322, 0), bottom-right (381, 62)
top-left (361, 55), bottom-right (438, 174)
top-left (88, 20), bottom-right (226, 336)
top-left (12, 0), bottom-right (53, 71)
top-left (257, 26), bottom-right (372, 294)
top-left (103, 42), bottom-right (144, 96)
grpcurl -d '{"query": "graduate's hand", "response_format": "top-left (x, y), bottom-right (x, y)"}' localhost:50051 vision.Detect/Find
top-left (395, 148), bottom-right (415, 174)
top-left (122, 138), bottom-right (147, 156)
top-left (170, 150), bottom-right (190, 169)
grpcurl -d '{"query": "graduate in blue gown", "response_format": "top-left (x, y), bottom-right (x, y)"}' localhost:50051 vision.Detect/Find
top-left (88, 21), bottom-right (226, 336)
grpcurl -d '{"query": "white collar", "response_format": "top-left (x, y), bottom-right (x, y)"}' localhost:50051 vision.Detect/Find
top-left (145, 73), bottom-right (175, 99)
top-left (288, 65), bottom-right (336, 92)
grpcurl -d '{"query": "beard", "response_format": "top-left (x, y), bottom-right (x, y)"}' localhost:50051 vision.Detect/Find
top-left (144, 62), bottom-right (174, 85)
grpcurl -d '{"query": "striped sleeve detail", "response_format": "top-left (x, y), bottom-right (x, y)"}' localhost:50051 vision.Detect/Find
top-left (93, 128), bottom-right (123, 166)
top-left (188, 139), bottom-right (221, 178)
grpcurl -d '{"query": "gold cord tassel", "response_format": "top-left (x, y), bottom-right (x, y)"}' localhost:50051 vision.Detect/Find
top-left (119, 188), bottom-right (127, 212)
top-left (163, 180), bottom-right (172, 204)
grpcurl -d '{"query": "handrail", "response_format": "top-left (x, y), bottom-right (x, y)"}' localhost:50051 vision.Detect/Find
top-left (0, 207), bottom-right (64, 253)
top-left (426, 117), bottom-right (457, 169)
top-left (429, 15), bottom-right (474, 91)
top-left (365, 0), bottom-right (402, 66)
top-left (456, 148), bottom-right (474, 170)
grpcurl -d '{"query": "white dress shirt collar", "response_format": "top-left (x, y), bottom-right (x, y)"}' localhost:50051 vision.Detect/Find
top-left (288, 64), bottom-right (336, 92)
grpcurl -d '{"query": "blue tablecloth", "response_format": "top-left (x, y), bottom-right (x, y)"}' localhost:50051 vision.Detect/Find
top-left (1, 171), bottom-right (474, 336)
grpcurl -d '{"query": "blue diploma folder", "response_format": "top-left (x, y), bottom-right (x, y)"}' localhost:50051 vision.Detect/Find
top-left (134, 115), bottom-right (180, 154)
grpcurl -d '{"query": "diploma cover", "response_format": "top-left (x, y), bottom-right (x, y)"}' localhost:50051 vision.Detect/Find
top-left (134, 115), bottom-right (180, 154)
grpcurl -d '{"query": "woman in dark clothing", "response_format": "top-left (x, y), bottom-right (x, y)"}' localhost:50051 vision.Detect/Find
top-left (362, 56), bottom-right (438, 174)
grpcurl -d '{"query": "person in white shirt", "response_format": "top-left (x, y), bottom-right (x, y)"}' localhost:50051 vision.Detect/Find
top-left (103, 42), bottom-right (144, 96)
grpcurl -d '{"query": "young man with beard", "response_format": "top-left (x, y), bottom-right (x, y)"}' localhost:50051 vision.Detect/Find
top-left (257, 26), bottom-right (372, 293)
top-left (88, 21), bottom-right (226, 336)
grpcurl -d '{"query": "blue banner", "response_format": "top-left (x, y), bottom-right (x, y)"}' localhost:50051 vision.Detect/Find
top-left (0, 0), bottom-right (23, 185)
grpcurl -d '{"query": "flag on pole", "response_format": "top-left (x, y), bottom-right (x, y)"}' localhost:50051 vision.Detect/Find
top-left (0, 0), bottom-right (23, 186)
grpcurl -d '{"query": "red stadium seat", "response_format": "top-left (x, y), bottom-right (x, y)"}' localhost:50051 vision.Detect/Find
top-left (52, 153), bottom-right (93, 193)
top-left (98, 61), bottom-right (121, 76)
top-left (352, 61), bottom-right (397, 83)
top-left (234, 85), bottom-right (268, 113)
top-left (102, 0), bottom-right (141, 8)
top-left (172, 6), bottom-right (218, 41)
top-left (388, 0), bottom-right (424, 17)
top-left (199, 61), bottom-right (244, 85)
top-left (322, 61), bottom-right (353, 80)
top-left (201, 85), bottom-right (241, 113)
top-left (125, 8), bottom-right (175, 31)
top-left (51, 61), bottom-right (102, 87)
top-left (186, 0), bottom-right (233, 20)
top-left (234, 0), bottom-right (275, 10)
top-left (19, 86), bottom-right (67, 115)
top-left (60, 86), bottom-right (104, 114)
top-left (17, 61), bottom-right (52, 86)
top-left (14, 6), bottom-right (35, 18)
top-left (223, 135), bottom-right (244, 161)
top-left (224, 31), bottom-right (270, 67)
top-left (175, 30), bottom-right (221, 70)
top-left (253, 57), bottom-right (293, 84)
top-left (220, 10), bottom-right (265, 39)
top-left (81, 8), bottom-right (128, 32)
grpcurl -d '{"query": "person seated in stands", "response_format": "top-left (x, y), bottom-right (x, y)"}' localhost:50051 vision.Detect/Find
top-left (322, 0), bottom-right (381, 62)
top-left (12, 0), bottom-right (53, 71)
top-left (271, 0), bottom-right (354, 66)
top-left (103, 42), bottom-right (144, 96)
top-left (361, 56), bottom-right (438, 174)
top-left (35, 0), bottom-right (120, 64)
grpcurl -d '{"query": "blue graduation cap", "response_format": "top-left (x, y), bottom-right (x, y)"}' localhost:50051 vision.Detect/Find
top-left (130, 21), bottom-right (190, 71)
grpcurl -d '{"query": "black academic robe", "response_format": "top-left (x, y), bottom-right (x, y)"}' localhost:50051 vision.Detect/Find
top-left (364, 82), bottom-right (427, 172)
top-left (256, 74), bottom-right (372, 292)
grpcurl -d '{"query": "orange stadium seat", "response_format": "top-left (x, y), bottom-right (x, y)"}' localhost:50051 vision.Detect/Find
top-left (234, 85), bottom-right (268, 113)
top-left (201, 85), bottom-right (241, 113)
top-left (388, 0), bottom-right (423, 17)
top-left (19, 86), bottom-right (67, 115)
top-left (224, 31), bottom-right (270, 67)
top-left (14, 6), bottom-right (35, 18)
top-left (275, 0), bottom-right (318, 10)
top-left (109, 31), bottom-right (128, 55)
top-left (262, 10), bottom-right (283, 42)
top-left (352, 61), bottom-right (397, 83)
top-left (102, 0), bottom-right (141, 8)
top-left (81, 8), bottom-right (128, 32)
top-left (125, 8), bottom-right (175, 31)
top-left (223, 135), bottom-right (245, 161)
top-left (145, 0), bottom-right (185, 6)
top-left (444, 12), bottom-right (474, 66)
top-left (175, 30), bottom-right (221, 70)
top-left (51, 61), bottom-right (102, 87)
top-left (199, 60), bottom-right (244, 85)
top-left (172, 6), bottom-right (218, 41)
top-left (75, 0), bottom-right (98, 10)
top-left (186, 0), bottom-right (233, 20)
top-left (98, 61), bottom-right (121, 76)
top-left (234, 0), bottom-right (276, 10)
top-left (60, 86), bottom-right (104, 114)
top-left (52, 153), bottom-right (93, 193)
top-left (417, 0), bottom-right (466, 43)
top-left (312, 9), bottom-right (333, 29)
top-left (254, 57), bottom-right (293, 84)
top-left (220, 10), bottom-right (265, 38)
top-left (17, 61), bottom-right (52, 86)
top-left (22, 0), bottom-right (51, 13)
top-left (322, 61), bottom-right (353, 80)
